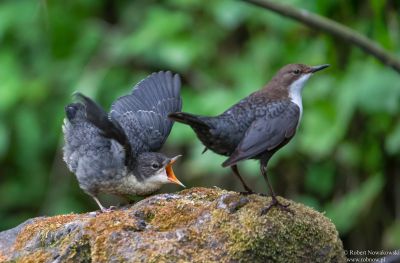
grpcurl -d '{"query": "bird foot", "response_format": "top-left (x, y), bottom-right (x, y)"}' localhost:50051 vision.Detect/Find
top-left (100, 206), bottom-right (118, 213)
top-left (260, 196), bottom-right (293, 215)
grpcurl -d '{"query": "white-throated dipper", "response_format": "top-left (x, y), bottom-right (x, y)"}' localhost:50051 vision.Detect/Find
top-left (63, 71), bottom-right (185, 211)
top-left (169, 64), bottom-right (329, 214)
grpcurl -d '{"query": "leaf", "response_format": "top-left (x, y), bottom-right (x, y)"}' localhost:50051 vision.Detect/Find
top-left (325, 174), bottom-right (385, 234)
top-left (385, 122), bottom-right (400, 155)
top-left (304, 163), bottom-right (335, 198)
top-left (349, 62), bottom-right (400, 114)
top-left (211, 0), bottom-right (249, 29)
top-left (0, 50), bottom-right (23, 112)
top-left (0, 123), bottom-right (9, 159)
top-left (299, 103), bottom-right (342, 157)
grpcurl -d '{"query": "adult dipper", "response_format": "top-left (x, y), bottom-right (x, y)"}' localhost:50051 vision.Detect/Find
top-left (63, 71), bottom-right (185, 211)
top-left (169, 64), bottom-right (329, 214)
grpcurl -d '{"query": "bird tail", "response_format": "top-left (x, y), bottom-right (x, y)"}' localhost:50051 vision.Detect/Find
top-left (168, 112), bottom-right (210, 130)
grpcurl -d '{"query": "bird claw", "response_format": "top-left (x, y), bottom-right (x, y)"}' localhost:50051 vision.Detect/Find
top-left (260, 197), bottom-right (293, 215)
top-left (100, 206), bottom-right (117, 213)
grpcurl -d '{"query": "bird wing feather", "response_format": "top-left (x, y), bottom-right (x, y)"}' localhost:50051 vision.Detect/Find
top-left (222, 101), bottom-right (300, 167)
top-left (73, 93), bottom-right (134, 167)
top-left (110, 71), bottom-right (182, 154)
top-left (62, 101), bottom-right (126, 174)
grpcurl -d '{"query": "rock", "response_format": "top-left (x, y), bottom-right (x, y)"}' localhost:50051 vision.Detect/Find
top-left (0, 187), bottom-right (346, 262)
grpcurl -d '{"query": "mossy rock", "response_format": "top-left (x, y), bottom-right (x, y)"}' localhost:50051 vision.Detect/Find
top-left (0, 187), bottom-right (346, 262)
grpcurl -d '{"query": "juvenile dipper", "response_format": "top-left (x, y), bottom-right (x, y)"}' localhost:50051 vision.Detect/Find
top-left (169, 64), bottom-right (329, 214)
top-left (63, 71), bottom-right (184, 211)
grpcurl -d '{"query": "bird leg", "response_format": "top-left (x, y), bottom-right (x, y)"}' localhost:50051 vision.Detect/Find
top-left (231, 165), bottom-right (255, 194)
top-left (260, 165), bottom-right (293, 215)
top-left (90, 195), bottom-right (115, 213)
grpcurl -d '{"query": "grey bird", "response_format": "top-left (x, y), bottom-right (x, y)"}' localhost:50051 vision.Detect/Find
top-left (63, 71), bottom-right (185, 211)
top-left (169, 64), bottom-right (329, 214)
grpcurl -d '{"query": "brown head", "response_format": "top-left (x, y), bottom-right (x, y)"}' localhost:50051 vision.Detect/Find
top-left (264, 63), bottom-right (330, 99)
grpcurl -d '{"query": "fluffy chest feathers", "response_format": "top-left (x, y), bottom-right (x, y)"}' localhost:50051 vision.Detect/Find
top-left (101, 168), bottom-right (169, 196)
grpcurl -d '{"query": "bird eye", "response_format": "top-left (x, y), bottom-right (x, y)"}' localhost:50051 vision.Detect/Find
top-left (293, 69), bottom-right (300, 74)
top-left (151, 163), bottom-right (159, 169)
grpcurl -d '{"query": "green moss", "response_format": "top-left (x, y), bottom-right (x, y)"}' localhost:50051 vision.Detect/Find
top-left (14, 214), bottom-right (78, 251)
top-left (213, 196), bottom-right (344, 262)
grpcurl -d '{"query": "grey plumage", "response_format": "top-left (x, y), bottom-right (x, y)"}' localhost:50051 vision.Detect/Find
top-left (62, 71), bottom-right (184, 211)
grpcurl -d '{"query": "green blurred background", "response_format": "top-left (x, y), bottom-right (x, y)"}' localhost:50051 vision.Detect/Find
top-left (0, 0), bottom-right (399, 252)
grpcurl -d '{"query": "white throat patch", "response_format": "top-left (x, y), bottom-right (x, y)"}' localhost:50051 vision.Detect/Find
top-left (121, 168), bottom-right (170, 196)
top-left (288, 73), bottom-right (311, 120)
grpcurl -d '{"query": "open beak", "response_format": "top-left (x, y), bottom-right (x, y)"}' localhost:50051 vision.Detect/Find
top-left (166, 155), bottom-right (185, 188)
top-left (310, 64), bottom-right (330, 73)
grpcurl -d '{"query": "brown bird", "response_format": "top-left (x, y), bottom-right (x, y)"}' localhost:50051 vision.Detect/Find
top-left (169, 64), bottom-right (329, 214)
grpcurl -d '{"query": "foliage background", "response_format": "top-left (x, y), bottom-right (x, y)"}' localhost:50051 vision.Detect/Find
top-left (0, 0), bottom-right (399, 251)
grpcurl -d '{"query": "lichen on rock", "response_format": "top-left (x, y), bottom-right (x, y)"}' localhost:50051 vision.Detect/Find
top-left (0, 187), bottom-right (346, 262)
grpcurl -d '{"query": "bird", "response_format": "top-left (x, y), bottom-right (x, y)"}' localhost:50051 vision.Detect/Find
top-left (169, 64), bottom-right (329, 214)
top-left (62, 71), bottom-right (185, 212)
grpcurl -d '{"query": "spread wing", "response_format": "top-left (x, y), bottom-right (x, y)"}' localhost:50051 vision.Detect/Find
top-left (222, 101), bottom-right (300, 167)
top-left (110, 71), bottom-right (182, 154)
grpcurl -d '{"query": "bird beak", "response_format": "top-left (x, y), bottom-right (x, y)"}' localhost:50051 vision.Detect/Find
top-left (310, 64), bottom-right (330, 73)
top-left (166, 155), bottom-right (185, 188)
